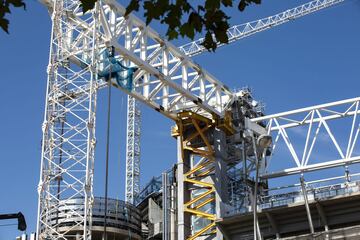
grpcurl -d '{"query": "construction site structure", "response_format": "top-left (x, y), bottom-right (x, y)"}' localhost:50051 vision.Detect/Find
top-left (36, 0), bottom-right (360, 240)
top-left (46, 197), bottom-right (141, 239)
top-left (124, 0), bottom-right (345, 205)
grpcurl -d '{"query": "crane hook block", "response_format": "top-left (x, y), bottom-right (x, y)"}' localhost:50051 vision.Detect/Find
top-left (98, 49), bottom-right (137, 91)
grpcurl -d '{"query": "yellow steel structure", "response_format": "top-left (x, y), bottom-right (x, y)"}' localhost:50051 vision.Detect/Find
top-left (177, 111), bottom-right (218, 240)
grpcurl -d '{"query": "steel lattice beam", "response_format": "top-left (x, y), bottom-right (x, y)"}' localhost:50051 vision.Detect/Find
top-left (250, 97), bottom-right (360, 179)
top-left (125, 96), bottom-right (141, 204)
top-left (178, 0), bottom-right (344, 57)
top-left (36, 1), bottom-right (100, 239)
top-left (38, 1), bottom-right (234, 239)
top-left (124, 0), bottom-right (345, 205)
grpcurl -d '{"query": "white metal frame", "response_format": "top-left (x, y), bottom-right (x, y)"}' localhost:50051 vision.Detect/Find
top-left (125, 96), bottom-right (141, 204)
top-left (103, 1), bottom-right (234, 120)
top-left (37, 0), bottom-right (351, 239)
top-left (179, 0), bottom-right (344, 57)
top-left (251, 97), bottom-right (360, 179)
top-left (38, 1), bottom-right (234, 239)
top-left (123, 0), bottom-right (345, 204)
top-left (37, 1), bottom-right (100, 239)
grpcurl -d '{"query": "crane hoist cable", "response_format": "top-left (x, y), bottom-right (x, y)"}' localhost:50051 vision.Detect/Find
top-left (99, 46), bottom-right (137, 239)
top-left (103, 66), bottom-right (113, 240)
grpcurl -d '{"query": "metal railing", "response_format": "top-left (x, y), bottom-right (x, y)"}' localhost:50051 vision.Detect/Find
top-left (227, 177), bottom-right (360, 216)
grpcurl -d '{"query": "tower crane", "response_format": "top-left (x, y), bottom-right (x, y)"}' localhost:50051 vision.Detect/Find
top-left (36, 0), bottom-right (349, 240)
top-left (125, 0), bottom-right (345, 205)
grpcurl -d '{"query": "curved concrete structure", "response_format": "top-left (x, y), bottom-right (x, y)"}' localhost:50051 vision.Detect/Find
top-left (45, 197), bottom-right (141, 240)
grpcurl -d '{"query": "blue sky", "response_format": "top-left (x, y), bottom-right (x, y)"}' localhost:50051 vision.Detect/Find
top-left (0, 0), bottom-right (359, 238)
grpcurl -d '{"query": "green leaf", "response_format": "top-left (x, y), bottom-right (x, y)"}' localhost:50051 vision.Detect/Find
top-left (144, 1), bottom-right (165, 25)
top-left (182, 2), bottom-right (191, 12)
top-left (188, 12), bottom-right (202, 33)
top-left (125, 0), bottom-right (140, 16)
top-left (238, 0), bottom-right (261, 11)
top-left (119, 0), bottom-right (261, 52)
top-left (0, 5), bottom-right (11, 15)
top-left (0, 17), bottom-right (9, 34)
top-left (7, 0), bottom-right (26, 9)
top-left (205, 0), bottom-right (220, 10)
top-left (221, 0), bottom-right (233, 7)
top-left (167, 28), bottom-right (178, 40)
top-left (179, 22), bottom-right (195, 39)
top-left (238, 0), bottom-right (247, 11)
top-left (202, 31), bottom-right (217, 51)
top-left (80, 0), bottom-right (97, 13)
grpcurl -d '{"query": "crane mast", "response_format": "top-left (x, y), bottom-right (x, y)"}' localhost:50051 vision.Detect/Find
top-left (125, 96), bottom-right (141, 204)
top-left (124, 0), bottom-right (345, 206)
top-left (38, 1), bottom-right (234, 239)
top-left (37, 0), bottom-right (349, 239)
top-left (37, 1), bottom-right (100, 239)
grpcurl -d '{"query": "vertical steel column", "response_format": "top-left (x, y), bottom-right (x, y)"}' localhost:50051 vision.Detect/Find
top-left (125, 96), bottom-right (141, 204)
top-left (251, 132), bottom-right (262, 240)
top-left (124, 19), bottom-right (141, 205)
top-left (214, 129), bottom-right (228, 239)
top-left (170, 180), bottom-right (177, 240)
top-left (177, 134), bottom-right (191, 240)
top-left (36, 1), bottom-right (99, 239)
top-left (177, 112), bottom-right (217, 240)
top-left (300, 176), bottom-right (315, 235)
top-left (162, 172), bottom-right (169, 240)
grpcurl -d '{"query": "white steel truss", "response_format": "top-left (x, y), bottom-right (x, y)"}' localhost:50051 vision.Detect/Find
top-left (125, 96), bottom-right (141, 204)
top-left (37, 1), bottom-right (100, 239)
top-left (102, 0), bottom-right (233, 120)
top-left (38, 0), bottom-right (350, 239)
top-left (179, 0), bottom-right (344, 57)
top-left (251, 97), bottom-right (360, 179)
top-left (124, 0), bottom-right (345, 204)
top-left (98, 0), bottom-right (234, 118)
top-left (38, 1), bottom-right (234, 239)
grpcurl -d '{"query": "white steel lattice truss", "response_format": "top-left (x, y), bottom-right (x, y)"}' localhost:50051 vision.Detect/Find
top-left (125, 96), bottom-right (140, 204)
top-left (39, 0), bottom-right (344, 204)
top-left (179, 0), bottom-right (344, 57)
top-left (94, 0), bottom-right (234, 117)
top-left (37, 1), bottom-right (101, 240)
top-left (124, 0), bottom-right (344, 204)
top-left (38, 0), bottom-right (349, 238)
top-left (39, 0), bottom-right (234, 239)
top-left (251, 97), bottom-right (360, 179)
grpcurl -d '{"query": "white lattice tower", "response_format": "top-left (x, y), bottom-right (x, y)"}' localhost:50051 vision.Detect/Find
top-left (36, 1), bottom-right (100, 239)
top-left (125, 95), bottom-right (141, 204)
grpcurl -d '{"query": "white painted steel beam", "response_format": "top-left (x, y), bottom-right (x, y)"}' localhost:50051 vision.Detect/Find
top-left (261, 156), bottom-right (360, 179)
top-left (123, 0), bottom-right (345, 205)
top-left (258, 97), bottom-right (360, 179)
top-left (178, 0), bottom-right (344, 57)
top-left (36, 1), bottom-right (100, 239)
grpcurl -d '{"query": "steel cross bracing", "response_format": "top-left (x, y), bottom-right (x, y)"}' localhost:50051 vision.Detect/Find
top-left (41, 0), bottom-right (345, 205)
top-left (179, 0), bottom-right (344, 57)
top-left (56, 0), bottom-right (345, 98)
top-left (38, 0), bottom-right (349, 239)
top-left (39, 0), bottom-right (234, 239)
top-left (125, 0), bottom-right (345, 205)
top-left (37, 1), bottom-right (100, 240)
top-left (100, 0), bottom-right (234, 119)
top-left (251, 97), bottom-right (360, 179)
top-left (125, 96), bottom-right (141, 204)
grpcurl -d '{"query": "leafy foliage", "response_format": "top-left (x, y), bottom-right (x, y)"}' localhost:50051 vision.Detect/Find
top-left (0, 0), bottom-right (26, 33)
top-left (80, 0), bottom-right (261, 51)
top-left (1, 0), bottom-right (261, 51)
top-left (124, 0), bottom-right (261, 51)
top-left (80, 0), bottom-right (97, 13)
